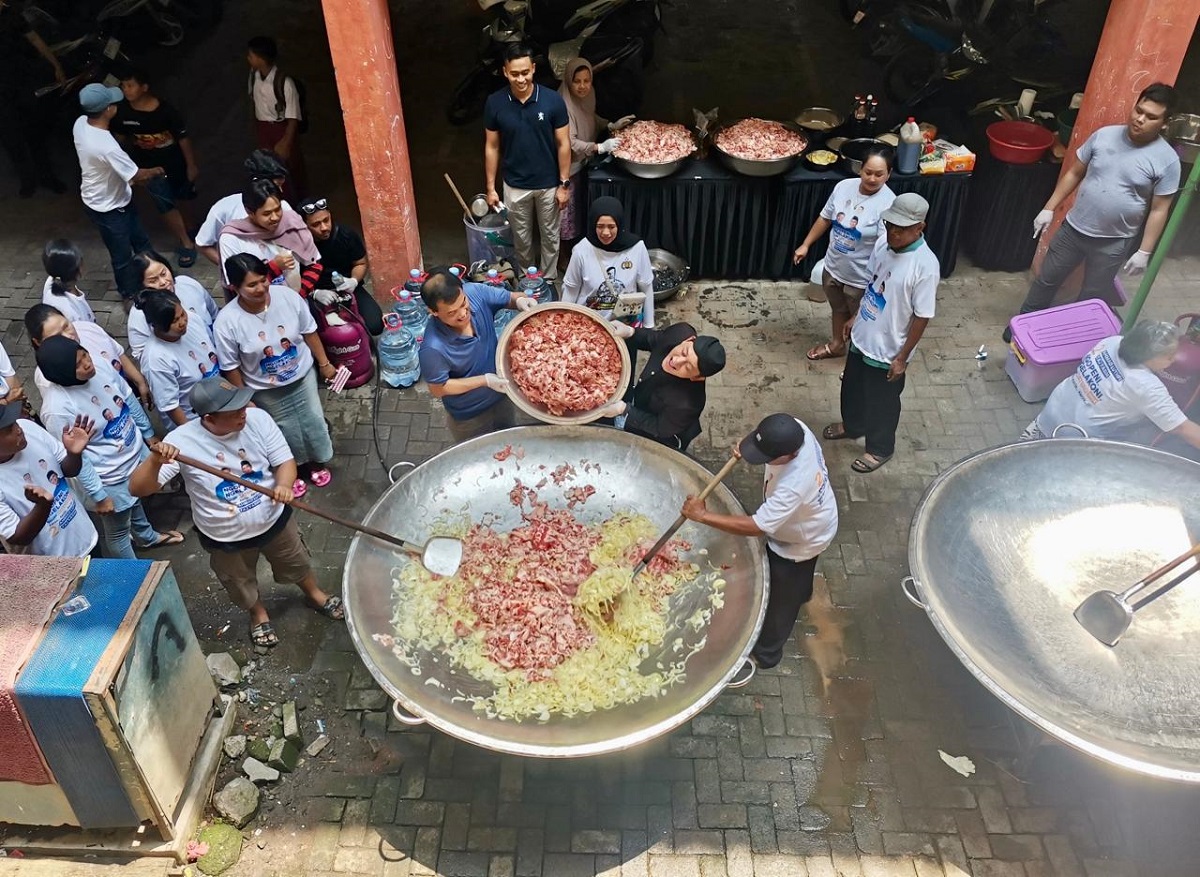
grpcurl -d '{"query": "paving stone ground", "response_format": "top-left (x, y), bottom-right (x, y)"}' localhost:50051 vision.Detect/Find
top-left (1, 181), bottom-right (1199, 877)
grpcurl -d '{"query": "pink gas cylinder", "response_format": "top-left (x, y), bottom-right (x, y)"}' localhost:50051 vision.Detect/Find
top-left (312, 300), bottom-right (374, 389)
top-left (1158, 314), bottom-right (1200, 411)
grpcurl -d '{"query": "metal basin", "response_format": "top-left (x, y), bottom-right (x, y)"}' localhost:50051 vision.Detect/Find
top-left (647, 247), bottom-right (690, 304)
top-left (906, 439), bottom-right (1200, 782)
top-left (612, 155), bottom-right (691, 180)
top-left (1167, 114), bottom-right (1200, 165)
top-left (712, 121), bottom-right (808, 178)
top-left (838, 138), bottom-right (890, 176)
top-left (343, 426), bottom-right (769, 757)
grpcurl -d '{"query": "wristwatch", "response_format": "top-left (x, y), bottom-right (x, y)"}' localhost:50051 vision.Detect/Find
top-left (558, 179), bottom-right (571, 189)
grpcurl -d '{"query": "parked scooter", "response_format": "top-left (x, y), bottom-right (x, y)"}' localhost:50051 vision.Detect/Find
top-left (447, 0), bottom-right (662, 126)
top-left (878, 0), bottom-right (1082, 107)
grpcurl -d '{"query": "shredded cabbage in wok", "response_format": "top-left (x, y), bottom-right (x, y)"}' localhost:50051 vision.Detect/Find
top-left (388, 512), bottom-right (725, 722)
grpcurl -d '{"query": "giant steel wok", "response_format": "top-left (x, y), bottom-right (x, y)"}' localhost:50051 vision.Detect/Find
top-left (342, 426), bottom-right (769, 757)
top-left (906, 438), bottom-right (1200, 782)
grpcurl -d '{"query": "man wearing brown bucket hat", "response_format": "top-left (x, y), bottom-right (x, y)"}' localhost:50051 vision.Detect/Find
top-left (823, 191), bottom-right (939, 474)
top-left (681, 413), bottom-right (839, 688)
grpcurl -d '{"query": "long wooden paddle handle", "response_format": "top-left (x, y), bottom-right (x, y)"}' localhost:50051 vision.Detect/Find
top-left (168, 451), bottom-right (416, 553)
top-left (636, 454), bottom-right (740, 572)
top-left (444, 173), bottom-right (473, 219)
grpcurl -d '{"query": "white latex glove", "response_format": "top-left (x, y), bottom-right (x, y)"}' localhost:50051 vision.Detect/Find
top-left (596, 138), bottom-right (621, 154)
top-left (514, 295), bottom-right (537, 312)
top-left (334, 275), bottom-right (359, 293)
top-left (609, 321), bottom-right (635, 339)
top-left (597, 400), bottom-right (627, 418)
top-left (1032, 209), bottom-right (1054, 239)
top-left (1123, 249), bottom-right (1151, 275)
top-left (609, 115), bottom-right (636, 132)
top-left (311, 288), bottom-right (339, 306)
top-left (484, 373), bottom-right (510, 393)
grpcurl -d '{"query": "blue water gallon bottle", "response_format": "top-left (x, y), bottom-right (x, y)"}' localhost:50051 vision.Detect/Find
top-left (391, 287), bottom-right (429, 345)
top-left (378, 313), bottom-right (421, 388)
top-left (519, 266), bottom-right (556, 304)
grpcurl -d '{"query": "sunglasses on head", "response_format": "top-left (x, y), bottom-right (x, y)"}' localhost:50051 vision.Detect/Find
top-left (299, 197), bottom-right (329, 216)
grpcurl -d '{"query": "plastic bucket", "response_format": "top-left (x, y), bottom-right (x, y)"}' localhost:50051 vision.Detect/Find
top-left (986, 121), bottom-right (1054, 164)
top-left (464, 216), bottom-right (515, 267)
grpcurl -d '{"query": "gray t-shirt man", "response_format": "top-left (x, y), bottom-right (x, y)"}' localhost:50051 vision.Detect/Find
top-left (1066, 125), bottom-right (1180, 239)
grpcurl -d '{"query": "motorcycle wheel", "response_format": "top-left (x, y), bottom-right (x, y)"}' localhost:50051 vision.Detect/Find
top-left (148, 8), bottom-right (184, 46)
top-left (447, 65), bottom-right (498, 126)
top-left (883, 50), bottom-right (939, 105)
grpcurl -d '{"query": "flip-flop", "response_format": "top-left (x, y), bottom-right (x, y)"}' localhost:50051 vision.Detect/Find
top-left (292, 478), bottom-right (308, 498)
top-left (309, 468), bottom-right (332, 488)
top-left (138, 529), bottom-right (185, 549)
top-left (176, 247), bottom-right (197, 268)
top-left (851, 453), bottom-right (892, 473)
top-left (822, 423), bottom-right (856, 441)
top-left (250, 622), bottom-right (279, 648)
top-left (806, 342), bottom-right (844, 361)
top-left (308, 595), bottom-right (345, 620)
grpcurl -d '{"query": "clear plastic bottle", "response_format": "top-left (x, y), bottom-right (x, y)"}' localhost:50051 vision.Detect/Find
top-left (898, 116), bottom-right (922, 174)
top-left (518, 266), bottom-right (555, 305)
top-left (391, 288), bottom-right (429, 344)
top-left (378, 313), bottom-right (421, 388)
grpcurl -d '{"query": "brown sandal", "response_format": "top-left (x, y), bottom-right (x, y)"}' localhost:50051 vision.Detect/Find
top-left (806, 342), bottom-right (844, 361)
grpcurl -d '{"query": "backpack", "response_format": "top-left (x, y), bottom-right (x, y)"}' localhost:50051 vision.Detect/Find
top-left (248, 69), bottom-right (309, 134)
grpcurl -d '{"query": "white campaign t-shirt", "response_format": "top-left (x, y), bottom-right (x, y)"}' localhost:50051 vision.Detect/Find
top-left (40, 378), bottom-right (145, 485)
top-left (560, 239), bottom-right (655, 327)
top-left (141, 321), bottom-right (221, 421)
top-left (213, 288), bottom-right (316, 390)
top-left (250, 68), bottom-right (301, 123)
top-left (850, 237), bottom-right (939, 363)
top-left (1037, 335), bottom-right (1187, 439)
top-left (819, 179), bottom-right (896, 288)
top-left (195, 193), bottom-right (295, 248)
top-left (751, 420), bottom-right (839, 562)
top-left (72, 116), bottom-right (137, 212)
top-left (217, 234), bottom-right (301, 287)
top-left (127, 276), bottom-right (220, 361)
top-left (42, 277), bottom-right (97, 325)
top-left (0, 341), bottom-right (15, 400)
top-left (34, 322), bottom-right (130, 396)
top-left (156, 408), bottom-right (292, 542)
top-left (0, 421), bottom-right (98, 557)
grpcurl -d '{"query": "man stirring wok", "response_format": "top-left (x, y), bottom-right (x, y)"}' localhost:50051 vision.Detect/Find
top-left (680, 414), bottom-right (839, 688)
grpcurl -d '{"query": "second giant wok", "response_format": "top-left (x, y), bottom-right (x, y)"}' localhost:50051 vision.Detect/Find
top-left (342, 426), bottom-right (769, 757)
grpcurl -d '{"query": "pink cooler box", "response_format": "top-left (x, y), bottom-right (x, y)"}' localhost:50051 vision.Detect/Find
top-left (1005, 300), bottom-right (1122, 402)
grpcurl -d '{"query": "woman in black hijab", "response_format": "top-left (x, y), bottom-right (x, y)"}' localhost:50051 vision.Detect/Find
top-left (560, 196), bottom-right (655, 328)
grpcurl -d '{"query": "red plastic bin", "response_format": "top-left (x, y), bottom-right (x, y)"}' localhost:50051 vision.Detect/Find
top-left (986, 121), bottom-right (1054, 164)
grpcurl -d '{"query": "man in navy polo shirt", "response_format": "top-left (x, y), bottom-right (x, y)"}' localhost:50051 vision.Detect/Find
top-left (418, 267), bottom-right (538, 443)
top-left (484, 44), bottom-right (571, 281)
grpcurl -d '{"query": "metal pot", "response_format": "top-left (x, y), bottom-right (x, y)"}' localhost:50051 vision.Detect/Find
top-left (793, 107), bottom-right (845, 134)
top-left (648, 248), bottom-right (690, 304)
top-left (712, 122), bottom-right (808, 178)
top-left (838, 138), bottom-right (889, 176)
top-left (1167, 114), bottom-right (1200, 165)
top-left (494, 302), bottom-right (632, 425)
top-left (906, 439), bottom-right (1200, 782)
top-left (343, 427), bottom-right (769, 757)
top-left (612, 155), bottom-right (692, 180)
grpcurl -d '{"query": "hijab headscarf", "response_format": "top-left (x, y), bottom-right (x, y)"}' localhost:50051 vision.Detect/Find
top-left (36, 335), bottom-right (87, 388)
top-left (586, 197), bottom-right (641, 254)
top-left (559, 57), bottom-right (597, 174)
top-left (220, 209), bottom-right (322, 265)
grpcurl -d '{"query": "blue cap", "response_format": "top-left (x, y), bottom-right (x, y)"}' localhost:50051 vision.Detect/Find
top-left (79, 83), bottom-right (124, 114)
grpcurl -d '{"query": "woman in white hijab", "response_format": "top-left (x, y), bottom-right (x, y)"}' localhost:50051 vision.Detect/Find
top-left (558, 58), bottom-right (622, 247)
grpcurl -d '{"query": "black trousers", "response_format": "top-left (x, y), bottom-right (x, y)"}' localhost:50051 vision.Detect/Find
top-left (840, 348), bottom-right (905, 458)
top-left (752, 547), bottom-right (820, 669)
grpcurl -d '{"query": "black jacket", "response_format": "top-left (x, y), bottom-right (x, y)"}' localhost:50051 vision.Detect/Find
top-left (623, 322), bottom-right (708, 451)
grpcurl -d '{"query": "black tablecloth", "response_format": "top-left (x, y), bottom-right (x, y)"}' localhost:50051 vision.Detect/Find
top-left (587, 157), bottom-right (971, 280)
top-left (961, 155), bottom-right (1061, 272)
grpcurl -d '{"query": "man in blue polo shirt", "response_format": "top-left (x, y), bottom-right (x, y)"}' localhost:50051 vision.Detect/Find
top-left (484, 44), bottom-right (571, 281)
top-left (418, 267), bottom-right (538, 442)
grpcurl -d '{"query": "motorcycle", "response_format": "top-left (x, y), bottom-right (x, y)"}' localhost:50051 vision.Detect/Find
top-left (447, 0), bottom-right (662, 126)
top-left (878, 0), bottom-right (1083, 106)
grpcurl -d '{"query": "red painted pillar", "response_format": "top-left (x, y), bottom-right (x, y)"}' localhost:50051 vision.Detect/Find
top-left (321, 0), bottom-right (422, 301)
top-left (1035, 0), bottom-right (1199, 268)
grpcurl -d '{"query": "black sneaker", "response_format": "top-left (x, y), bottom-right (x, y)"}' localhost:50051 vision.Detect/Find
top-left (726, 658), bottom-right (757, 689)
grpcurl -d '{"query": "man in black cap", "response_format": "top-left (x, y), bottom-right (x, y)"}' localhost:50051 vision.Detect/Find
top-left (130, 377), bottom-right (343, 651)
top-left (610, 321), bottom-right (726, 452)
top-left (681, 413), bottom-right (839, 687)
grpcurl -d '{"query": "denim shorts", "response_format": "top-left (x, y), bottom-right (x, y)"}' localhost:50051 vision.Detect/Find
top-left (146, 174), bottom-right (198, 214)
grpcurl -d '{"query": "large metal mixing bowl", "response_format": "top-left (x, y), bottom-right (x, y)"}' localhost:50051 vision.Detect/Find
top-left (906, 439), bottom-right (1200, 782)
top-left (712, 121), bottom-right (808, 178)
top-left (343, 426), bottom-right (769, 757)
top-left (611, 155), bottom-right (692, 179)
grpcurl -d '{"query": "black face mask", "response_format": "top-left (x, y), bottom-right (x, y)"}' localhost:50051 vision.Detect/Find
top-left (585, 196), bottom-right (641, 254)
top-left (36, 335), bottom-right (88, 387)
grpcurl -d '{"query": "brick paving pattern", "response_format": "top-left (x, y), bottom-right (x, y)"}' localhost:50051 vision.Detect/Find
top-left (2, 191), bottom-right (1199, 876)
